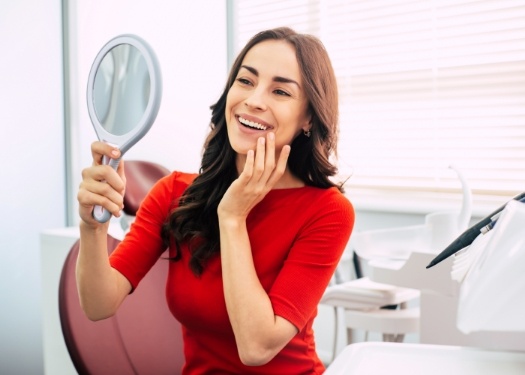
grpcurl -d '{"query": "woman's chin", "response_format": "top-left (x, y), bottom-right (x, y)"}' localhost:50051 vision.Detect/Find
top-left (229, 140), bottom-right (257, 155)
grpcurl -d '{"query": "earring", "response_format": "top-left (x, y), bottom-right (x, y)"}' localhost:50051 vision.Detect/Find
top-left (303, 129), bottom-right (311, 138)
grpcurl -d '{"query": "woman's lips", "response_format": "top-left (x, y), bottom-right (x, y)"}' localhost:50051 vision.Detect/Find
top-left (236, 115), bottom-right (273, 132)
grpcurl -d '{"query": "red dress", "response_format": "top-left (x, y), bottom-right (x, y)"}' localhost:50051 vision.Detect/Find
top-left (110, 171), bottom-right (354, 374)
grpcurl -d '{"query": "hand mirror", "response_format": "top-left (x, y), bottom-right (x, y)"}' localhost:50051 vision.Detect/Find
top-left (87, 34), bottom-right (162, 223)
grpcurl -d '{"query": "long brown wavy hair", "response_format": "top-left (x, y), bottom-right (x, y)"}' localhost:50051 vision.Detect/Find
top-left (161, 27), bottom-right (340, 276)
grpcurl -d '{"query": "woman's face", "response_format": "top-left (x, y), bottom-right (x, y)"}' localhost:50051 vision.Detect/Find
top-left (225, 40), bottom-right (310, 160)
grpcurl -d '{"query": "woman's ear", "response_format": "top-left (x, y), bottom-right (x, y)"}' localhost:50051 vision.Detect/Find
top-left (305, 107), bottom-right (314, 128)
top-left (301, 108), bottom-right (313, 135)
top-left (302, 118), bottom-right (312, 133)
top-left (302, 120), bottom-right (312, 138)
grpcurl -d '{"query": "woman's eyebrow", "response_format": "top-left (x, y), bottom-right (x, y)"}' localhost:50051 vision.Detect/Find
top-left (240, 65), bottom-right (301, 89)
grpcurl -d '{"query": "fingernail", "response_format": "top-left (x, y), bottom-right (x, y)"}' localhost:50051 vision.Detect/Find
top-left (259, 137), bottom-right (265, 145)
top-left (268, 132), bottom-right (275, 140)
top-left (111, 149), bottom-right (120, 157)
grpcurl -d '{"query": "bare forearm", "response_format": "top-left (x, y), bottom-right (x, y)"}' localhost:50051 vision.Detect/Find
top-left (219, 217), bottom-right (295, 365)
top-left (76, 222), bottom-right (130, 320)
top-left (217, 134), bottom-right (296, 364)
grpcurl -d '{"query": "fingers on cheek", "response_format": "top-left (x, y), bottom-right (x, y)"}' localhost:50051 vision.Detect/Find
top-left (266, 132), bottom-right (275, 151)
top-left (264, 140), bottom-right (276, 166)
top-left (281, 145), bottom-right (291, 160)
top-left (247, 149), bottom-right (255, 161)
top-left (277, 146), bottom-right (291, 172)
top-left (255, 138), bottom-right (267, 171)
top-left (256, 137), bottom-right (266, 158)
top-left (241, 149), bottom-right (253, 166)
top-left (240, 150), bottom-right (255, 181)
top-left (258, 136), bottom-right (266, 148)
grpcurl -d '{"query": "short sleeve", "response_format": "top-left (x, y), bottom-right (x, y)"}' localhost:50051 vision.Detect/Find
top-left (269, 190), bottom-right (354, 330)
top-left (109, 171), bottom-right (196, 290)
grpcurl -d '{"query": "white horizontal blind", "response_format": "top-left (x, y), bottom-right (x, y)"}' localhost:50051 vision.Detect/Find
top-left (231, 0), bottom-right (525, 213)
top-left (232, 0), bottom-right (321, 48)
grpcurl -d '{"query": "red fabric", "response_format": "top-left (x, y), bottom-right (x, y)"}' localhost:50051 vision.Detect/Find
top-left (110, 171), bottom-right (354, 374)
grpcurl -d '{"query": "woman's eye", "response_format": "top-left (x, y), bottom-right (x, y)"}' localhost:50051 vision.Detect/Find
top-left (274, 89), bottom-right (290, 97)
top-left (236, 78), bottom-right (251, 85)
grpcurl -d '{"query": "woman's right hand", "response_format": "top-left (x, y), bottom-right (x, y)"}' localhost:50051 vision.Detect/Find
top-left (77, 141), bottom-right (126, 227)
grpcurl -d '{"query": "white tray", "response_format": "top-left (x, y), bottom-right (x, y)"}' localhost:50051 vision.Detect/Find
top-left (325, 342), bottom-right (525, 375)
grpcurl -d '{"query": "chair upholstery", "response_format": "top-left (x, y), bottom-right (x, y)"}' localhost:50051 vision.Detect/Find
top-left (123, 160), bottom-right (171, 216)
top-left (59, 160), bottom-right (183, 374)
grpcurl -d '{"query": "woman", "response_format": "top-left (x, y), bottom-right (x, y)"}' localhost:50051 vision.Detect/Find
top-left (77, 27), bottom-right (354, 374)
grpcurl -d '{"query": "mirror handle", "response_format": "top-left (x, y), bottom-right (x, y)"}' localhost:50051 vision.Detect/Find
top-left (92, 156), bottom-right (122, 223)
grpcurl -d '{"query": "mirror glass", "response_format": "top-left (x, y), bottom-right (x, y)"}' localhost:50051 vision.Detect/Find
top-left (86, 34), bottom-right (162, 223)
top-left (92, 44), bottom-right (151, 136)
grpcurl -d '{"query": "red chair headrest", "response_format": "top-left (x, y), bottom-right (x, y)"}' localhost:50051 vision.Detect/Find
top-left (123, 160), bottom-right (171, 216)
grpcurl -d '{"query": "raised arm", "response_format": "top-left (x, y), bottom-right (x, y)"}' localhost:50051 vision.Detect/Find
top-left (76, 141), bottom-right (132, 321)
top-left (218, 134), bottom-right (298, 366)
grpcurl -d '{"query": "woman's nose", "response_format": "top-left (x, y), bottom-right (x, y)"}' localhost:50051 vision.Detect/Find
top-left (244, 88), bottom-right (267, 111)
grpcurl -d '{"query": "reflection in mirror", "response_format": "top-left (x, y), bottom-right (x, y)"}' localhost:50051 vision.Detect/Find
top-left (86, 34), bottom-right (162, 223)
top-left (93, 44), bottom-right (151, 136)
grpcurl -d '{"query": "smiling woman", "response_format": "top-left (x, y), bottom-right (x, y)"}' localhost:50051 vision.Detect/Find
top-left (225, 39), bottom-right (311, 175)
top-left (76, 27), bottom-right (354, 374)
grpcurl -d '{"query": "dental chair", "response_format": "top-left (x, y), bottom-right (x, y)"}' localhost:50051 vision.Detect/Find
top-left (58, 160), bottom-right (184, 375)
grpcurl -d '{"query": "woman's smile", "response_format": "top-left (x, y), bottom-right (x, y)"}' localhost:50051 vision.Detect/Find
top-left (235, 114), bottom-right (274, 135)
top-left (237, 115), bottom-right (271, 131)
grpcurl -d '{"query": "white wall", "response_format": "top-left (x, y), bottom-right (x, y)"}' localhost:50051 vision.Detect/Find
top-left (0, 1), bottom-right (65, 373)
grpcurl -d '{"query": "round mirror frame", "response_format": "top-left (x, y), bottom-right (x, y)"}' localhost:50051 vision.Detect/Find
top-left (86, 34), bottom-right (162, 154)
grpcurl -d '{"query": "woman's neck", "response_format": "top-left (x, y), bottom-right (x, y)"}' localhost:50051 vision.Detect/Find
top-left (273, 169), bottom-right (305, 189)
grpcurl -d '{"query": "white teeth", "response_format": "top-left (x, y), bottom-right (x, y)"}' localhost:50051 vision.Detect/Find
top-left (238, 117), bottom-right (267, 130)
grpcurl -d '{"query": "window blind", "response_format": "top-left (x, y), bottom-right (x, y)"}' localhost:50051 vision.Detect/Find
top-left (231, 0), bottom-right (525, 214)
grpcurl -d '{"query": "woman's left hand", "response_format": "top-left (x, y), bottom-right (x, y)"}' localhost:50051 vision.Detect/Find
top-left (218, 132), bottom-right (290, 220)
top-left (218, 133), bottom-right (298, 365)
